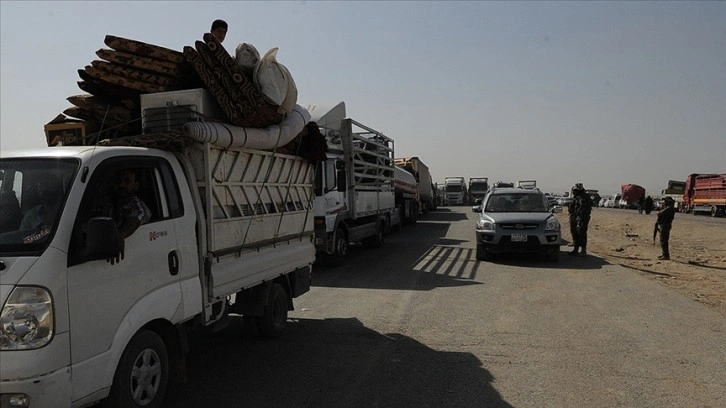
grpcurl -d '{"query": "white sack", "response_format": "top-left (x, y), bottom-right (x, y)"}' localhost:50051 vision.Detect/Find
top-left (235, 43), bottom-right (260, 72)
top-left (253, 47), bottom-right (288, 106)
top-left (278, 63), bottom-right (298, 115)
top-left (183, 104), bottom-right (311, 150)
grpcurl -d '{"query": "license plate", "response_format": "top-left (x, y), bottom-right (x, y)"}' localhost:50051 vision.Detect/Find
top-left (511, 233), bottom-right (527, 242)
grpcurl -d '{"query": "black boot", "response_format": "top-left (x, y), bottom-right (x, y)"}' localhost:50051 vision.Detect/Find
top-left (569, 246), bottom-right (579, 256)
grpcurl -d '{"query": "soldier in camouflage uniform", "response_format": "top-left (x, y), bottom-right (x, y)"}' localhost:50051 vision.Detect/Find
top-left (568, 183), bottom-right (592, 256)
top-left (656, 196), bottom-right (676, 260)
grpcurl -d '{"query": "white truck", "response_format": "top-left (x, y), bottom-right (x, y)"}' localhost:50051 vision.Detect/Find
top-left (394, 157), bottom-right (435, 213)
top-left (444, 177), bottom-right (468, 205)
top-left (0, 92), bottom-right (315, 407)
top-left (468, 177), bottom-right (489, 204)
top-left (306, 102), bottom-right (396, 265)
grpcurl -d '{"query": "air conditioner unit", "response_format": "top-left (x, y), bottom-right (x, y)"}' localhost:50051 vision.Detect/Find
top-left (140, 88), bottom-right (224, 134)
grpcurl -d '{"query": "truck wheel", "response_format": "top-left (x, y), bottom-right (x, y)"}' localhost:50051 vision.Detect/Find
top-left (104, 330), bottom-right (168, 408)
top-left (364, 221), bottom-right (385, 248)
top-left (329, 228), bottom-right (348, 266)
top-left (476, 244), bottom-right (490, 261)
top-left (259, 283), bottom-right (288, 338)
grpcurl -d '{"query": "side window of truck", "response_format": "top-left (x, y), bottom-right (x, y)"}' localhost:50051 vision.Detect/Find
top-left (68, 157), bottom-right (183, 266)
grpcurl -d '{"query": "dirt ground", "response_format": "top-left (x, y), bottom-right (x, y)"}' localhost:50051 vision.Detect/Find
top-left (556, 208), bottom-right (726, 316)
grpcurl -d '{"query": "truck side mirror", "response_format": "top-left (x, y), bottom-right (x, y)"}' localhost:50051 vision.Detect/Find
top-left (85, 217), bottom-right (121, 261)
top-left (336, 170), bottom-right (347, 192)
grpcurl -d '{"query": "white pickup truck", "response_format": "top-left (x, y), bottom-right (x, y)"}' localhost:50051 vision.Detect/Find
top-left (0, 138), bottom-right (315, 407)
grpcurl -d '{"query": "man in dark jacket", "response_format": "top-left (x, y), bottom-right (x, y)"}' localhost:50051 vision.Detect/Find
top-left (568, 183), bottom-right (592, 256)
top-left (656, 196), bottom-right (676, 260)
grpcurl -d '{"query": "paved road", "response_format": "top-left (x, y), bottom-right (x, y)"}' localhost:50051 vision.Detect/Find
top-left (164, 207), bottom-right (725, 408)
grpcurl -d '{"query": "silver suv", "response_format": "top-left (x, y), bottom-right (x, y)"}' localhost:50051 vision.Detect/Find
top-left (473, 188), bottom-right (562, 261)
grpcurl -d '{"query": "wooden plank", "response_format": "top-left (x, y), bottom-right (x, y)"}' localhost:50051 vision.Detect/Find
top-left (66, 94), bottom-right (136, 123)
top-left (91, 60), bottom-right (177, 87)
top-left (82, 66), bottom-right (167, 94)
top-left (104, 35), bottom-right (184, 64)
top-left (96, 48), bottom-right (181, 77)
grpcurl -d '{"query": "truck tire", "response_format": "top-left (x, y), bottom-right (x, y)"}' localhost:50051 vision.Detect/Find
top-left (103, 329), bottom-right (169, 408)
top-left (259, 283), bottom-right (288, 338)
top-left (363, 221), bottom-right (385, 248)
top-left (329, 227), bottom-right (348, 266)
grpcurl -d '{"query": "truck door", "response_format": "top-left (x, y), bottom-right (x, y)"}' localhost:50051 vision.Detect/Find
top-left (65, 156), bottom-right (193, 402)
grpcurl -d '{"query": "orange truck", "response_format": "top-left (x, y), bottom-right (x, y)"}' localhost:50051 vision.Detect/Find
top-left (683, 173), bottom-right (726, 217)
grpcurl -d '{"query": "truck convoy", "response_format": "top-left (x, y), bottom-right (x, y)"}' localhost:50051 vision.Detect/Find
top-left (394, 157), bottom-right (435, 213)
top-left (683, 173), bottom-right (726, 217)
top-left (444, 177), bottom-right (468, 205)
top-left (468, 177), bottom-right (489, 204)
top-left (0, 89), bottom-right (315, 407)
top-left (307, 102), bottom-right (397, 265)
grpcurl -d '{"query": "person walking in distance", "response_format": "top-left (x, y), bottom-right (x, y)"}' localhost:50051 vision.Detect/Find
top-left (568, 183), bottom-right (592, 256)
top-left (657, 196), bottom-right (676, 260)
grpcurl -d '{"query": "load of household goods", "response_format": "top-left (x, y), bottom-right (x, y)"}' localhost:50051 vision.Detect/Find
top-left (47, 33), bottom-right (326, 161)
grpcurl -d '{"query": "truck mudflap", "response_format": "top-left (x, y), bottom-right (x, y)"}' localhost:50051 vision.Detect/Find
top-left (290, 266), bottom-right (312, 297)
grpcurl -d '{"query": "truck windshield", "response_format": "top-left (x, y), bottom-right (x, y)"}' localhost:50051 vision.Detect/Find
top-left (445, 185), bottom-right (463, 193)
top-left (0, 158), bottom-right (78, 254)
top-left (470, 182), bottom-right (488, 191)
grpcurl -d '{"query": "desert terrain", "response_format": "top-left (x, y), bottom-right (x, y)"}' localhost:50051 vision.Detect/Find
top-left (557, 208), bottom-right (726, 316)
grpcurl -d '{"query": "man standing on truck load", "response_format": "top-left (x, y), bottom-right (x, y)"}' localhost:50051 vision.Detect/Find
top-left (656, 196), bottom-right (676, 260)
top-left (105, 169), bottom-right (152, 264)
top-left (211, 19), bottom-right (228, 43)
top-left (568, 183), bottom-right (592, 256)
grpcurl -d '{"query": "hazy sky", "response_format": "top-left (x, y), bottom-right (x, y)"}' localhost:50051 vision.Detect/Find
top-left (1, 1), bottom-right (724, 196)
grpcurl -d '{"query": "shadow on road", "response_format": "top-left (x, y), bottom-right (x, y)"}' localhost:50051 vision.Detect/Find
top-left (314, 217), bottom-right (484, 290)
top-left (164, 317), bottom-right (513, 408)
top-left (482, 248), bottom-right (612, 270)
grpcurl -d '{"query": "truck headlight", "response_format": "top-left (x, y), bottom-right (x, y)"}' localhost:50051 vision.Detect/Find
top-left (545, 217), bottom-right (560, 232)
top-left (0, 286), bottom-right (54, 350)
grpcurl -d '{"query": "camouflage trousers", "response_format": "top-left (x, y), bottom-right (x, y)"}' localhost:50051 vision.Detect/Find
top-left (659, 224), bottom-right (671, 257)
top-left (570, 219), bottom-right (589, 249)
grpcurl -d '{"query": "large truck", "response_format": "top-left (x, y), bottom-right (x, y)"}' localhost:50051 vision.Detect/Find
top-left (394, 157), bottom-right (435, 213)
top-left (444, 177), bottom-right (468, 205)
top-left (0, 89), bottom-right (315, 407)
top-left (394, 165), bottom-right (419, 224)
top-left (619, 184), bottom-right (646, 209)
top-left (661, 180), bottom-right (686, 210)
top-left (468, 177), bottom-right (489, 204)
top-left (307, 102), bottom-right (396, 265)
top-left (683, 173), bottom-right (726, 217)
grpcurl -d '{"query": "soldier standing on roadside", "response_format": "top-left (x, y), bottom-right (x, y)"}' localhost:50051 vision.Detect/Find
top-left (657, 196), bottom-right (676, 260)
top-left (568, 183), bottom-right (592, 256)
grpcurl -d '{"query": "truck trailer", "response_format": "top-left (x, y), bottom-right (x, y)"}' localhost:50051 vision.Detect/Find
top-left (683, 173), bottom-right (726, 217)
top-left (0, 89), bottom-right (315, 407)
top-left (307, 102), bottom-right (397, 265)
top-left (394, 157), bottom-right (435, 214)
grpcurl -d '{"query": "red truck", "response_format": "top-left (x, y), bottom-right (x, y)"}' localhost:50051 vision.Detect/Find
top-left (619, 184), bottom-right (646, 209)
top-left (683, 173), bottom-right (726, 217)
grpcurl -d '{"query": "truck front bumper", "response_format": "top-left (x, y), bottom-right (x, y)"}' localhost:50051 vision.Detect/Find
top-left (0, 333), bottom-right (72, 408)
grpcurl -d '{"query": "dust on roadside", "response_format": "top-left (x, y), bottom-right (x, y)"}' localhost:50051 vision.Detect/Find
top-left (557, 209), bottom-right (726, 316)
